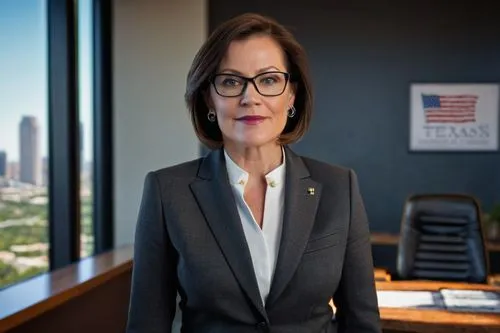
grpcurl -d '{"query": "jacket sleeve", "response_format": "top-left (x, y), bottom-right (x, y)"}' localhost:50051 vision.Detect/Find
top-left (332, 169), bottom-right (381, 333)
top-left (126, 172), bottom-right (178, 333)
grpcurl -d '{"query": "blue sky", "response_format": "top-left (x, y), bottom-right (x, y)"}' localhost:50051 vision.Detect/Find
top-left (0, 0), bottom-right (93, 163)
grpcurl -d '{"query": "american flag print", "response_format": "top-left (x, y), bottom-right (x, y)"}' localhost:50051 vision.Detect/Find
top-left (421, 94), bottom-right (478, 123)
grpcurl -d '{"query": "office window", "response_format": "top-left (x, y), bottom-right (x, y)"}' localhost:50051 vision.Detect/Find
top-left (78, 0), bottom-right (94, 259)
top-left (0, 0), bottom-right (49, 289)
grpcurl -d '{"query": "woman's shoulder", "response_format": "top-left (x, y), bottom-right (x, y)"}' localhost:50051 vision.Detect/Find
top-left (297, 152), bottom-right (350, 173)
top-left (296, 153), bottom-right (355, 185)
top-left (148, 156), bottom-right (204, 182)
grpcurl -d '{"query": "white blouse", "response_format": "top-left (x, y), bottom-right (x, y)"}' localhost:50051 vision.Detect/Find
top-left (224, 149), bottom-right (286, 304)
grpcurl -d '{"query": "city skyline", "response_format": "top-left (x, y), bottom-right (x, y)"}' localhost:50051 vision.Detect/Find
top-left (0, 0), bottom-right (93, 163)
top-left (0, 114), bottom-right (88, 184)
top-left (0, 1), bottom-right (96, 289)
top-left (0, 114), bottom-right (88, 163)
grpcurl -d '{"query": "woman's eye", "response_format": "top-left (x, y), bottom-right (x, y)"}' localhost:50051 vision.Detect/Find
top-left (222, 78), bottom-right (240, 86)
top-left (260, 76), bottom-right (278, 85)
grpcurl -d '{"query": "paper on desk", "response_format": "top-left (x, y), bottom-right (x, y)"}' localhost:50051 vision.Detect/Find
top-left (440, 289), bottom-right (500, 313)
top-left (376, 290), bottom-right (442, 309)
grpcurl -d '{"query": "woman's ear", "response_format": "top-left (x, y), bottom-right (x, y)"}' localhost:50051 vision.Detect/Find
top-left (288, 83), bottom-right (297, 106)
top-left (203, 88), bottom-right (214, 110)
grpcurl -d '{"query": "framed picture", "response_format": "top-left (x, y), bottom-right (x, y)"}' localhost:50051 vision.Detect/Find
top-left (409, 83), bottom-right (499, 152)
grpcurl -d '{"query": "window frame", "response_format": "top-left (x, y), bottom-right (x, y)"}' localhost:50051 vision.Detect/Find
top-left (47, 0), bottom-right (114, 270)
top-left (47, 0), bottom-right (81, 270)
top-left (92, 0), bottom-right (114, 254)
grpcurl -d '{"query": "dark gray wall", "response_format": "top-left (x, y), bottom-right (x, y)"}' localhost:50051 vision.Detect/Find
top-left (209, 0), bottom-right (500, 235)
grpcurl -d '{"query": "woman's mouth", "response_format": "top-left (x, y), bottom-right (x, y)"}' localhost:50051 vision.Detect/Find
top-left (235, 115), bottom-right (266, 125)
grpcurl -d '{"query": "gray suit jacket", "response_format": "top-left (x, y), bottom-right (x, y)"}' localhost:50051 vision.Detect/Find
top-left (126, 146), bottom-right (381, 333)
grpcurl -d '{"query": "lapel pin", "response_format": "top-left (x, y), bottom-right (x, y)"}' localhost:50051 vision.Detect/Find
top-left (307, 187), bottom-right (315, 195)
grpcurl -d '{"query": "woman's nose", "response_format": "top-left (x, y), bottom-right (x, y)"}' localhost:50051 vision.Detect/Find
top-left (240, 81), bottom-right (261, 105)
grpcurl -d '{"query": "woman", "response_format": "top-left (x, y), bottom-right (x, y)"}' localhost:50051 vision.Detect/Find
top-left (126, 12), bottom-right (380, 333)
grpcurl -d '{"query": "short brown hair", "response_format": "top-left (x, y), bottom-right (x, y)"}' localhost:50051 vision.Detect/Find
top-left (185, 13), bottom-right (313, 149)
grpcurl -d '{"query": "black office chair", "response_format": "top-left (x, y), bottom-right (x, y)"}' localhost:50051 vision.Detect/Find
top-left (396, 194), bottom-right (489, 283)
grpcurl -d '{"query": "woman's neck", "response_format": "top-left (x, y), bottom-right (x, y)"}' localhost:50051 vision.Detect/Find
top-left (224, 142), bottom-right (283, 177)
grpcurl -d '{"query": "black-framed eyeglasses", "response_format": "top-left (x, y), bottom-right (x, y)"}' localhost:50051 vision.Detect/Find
top-left (211, 71), bottom-right (290, 97)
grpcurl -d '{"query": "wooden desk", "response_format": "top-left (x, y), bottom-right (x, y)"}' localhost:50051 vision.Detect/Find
top-left (374, 268), bottom-right (391, 281)
top-left (489, 274), bottom-right (500, 286)
top-left (371, 232), bottom-right (500, 251)
top-left (376, 280), bottom-right (500, 333)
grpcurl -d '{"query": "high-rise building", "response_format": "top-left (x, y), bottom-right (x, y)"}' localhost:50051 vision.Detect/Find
top-left (7, 162), bottom-right (19, 180)
top-left (0, 151), bottom-right (6, 177)
top-left (19, 116), bottom-right (42, 185)
top-left (42, 156), bottom-right (49, 186)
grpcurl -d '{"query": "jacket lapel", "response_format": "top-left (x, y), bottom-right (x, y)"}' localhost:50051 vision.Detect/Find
top-left (189, 149), bottom-right (268, 321)
top-left (266, 146), bottom-right (322, 307)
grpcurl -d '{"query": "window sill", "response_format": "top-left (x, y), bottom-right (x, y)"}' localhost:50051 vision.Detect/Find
top-left (0, 244), bottom-right (133, 332)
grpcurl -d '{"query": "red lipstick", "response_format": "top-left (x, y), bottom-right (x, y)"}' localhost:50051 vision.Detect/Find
top-left (236, 115), bottom-right (266, 125)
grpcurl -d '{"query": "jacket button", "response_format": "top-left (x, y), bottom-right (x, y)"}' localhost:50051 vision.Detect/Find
top-left (256, 321), bottom-right (268, 331)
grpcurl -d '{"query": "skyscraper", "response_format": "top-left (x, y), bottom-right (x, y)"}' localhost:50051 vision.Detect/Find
top-left (8, 162), bottom-right (20, 181)
top-left (42, 156), bottom-right (49, 186)
top-left (20, 116), bottom-right (41, 185)
top-left (0, 151), bottom-right (6, 177)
